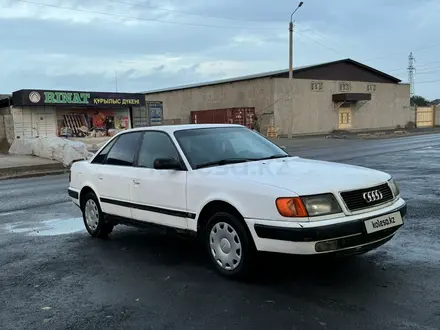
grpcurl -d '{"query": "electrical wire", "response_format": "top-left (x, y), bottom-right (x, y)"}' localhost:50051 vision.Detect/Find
top-left (386, 63), bottom-right (440, 73)
top-left (10, 0), bottom-right (278, 30)
top-left (106, 0), bottom-right (274, 22)
top-left (8, 0), bottom-right (440, 83)
top-left (414, 71), bottom-right (440, 75)
top-left (295, 31), bottom-right (344, 56)
top-left (363, 43), bottom-right (440, 62)
top-left (415, 79), bottom-right (440, 84)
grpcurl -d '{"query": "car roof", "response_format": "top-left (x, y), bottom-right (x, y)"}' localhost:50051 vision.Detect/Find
top-left (123, 123), bottom-right (246, 134)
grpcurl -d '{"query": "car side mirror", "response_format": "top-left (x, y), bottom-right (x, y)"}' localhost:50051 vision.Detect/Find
top-left (153, 157), bottom-right (183, 170)
top-left (280, 146), bottom-right (288, 152)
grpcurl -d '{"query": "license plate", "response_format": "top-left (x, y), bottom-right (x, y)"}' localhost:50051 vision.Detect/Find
top-left (364, 211), bottom-right (403, 234)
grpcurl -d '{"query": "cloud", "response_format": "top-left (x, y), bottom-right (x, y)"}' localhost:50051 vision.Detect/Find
top-left (0, 0), bottom-right (170, 25)
top-left (0, 0), bottom-right (439, 99)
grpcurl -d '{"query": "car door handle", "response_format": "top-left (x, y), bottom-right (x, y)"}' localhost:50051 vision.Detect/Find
top-left (98, 175), bottom-right (103, 181)
top-left (133, 179), bottom-right (140, 185)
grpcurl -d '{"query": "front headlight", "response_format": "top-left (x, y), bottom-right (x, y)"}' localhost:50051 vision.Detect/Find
top-left (276, 194), bottom-right (342, 218)
top-left (301, 194), bottom-right (342, 217)
top-left (388, 178), bottom-right (400, 197)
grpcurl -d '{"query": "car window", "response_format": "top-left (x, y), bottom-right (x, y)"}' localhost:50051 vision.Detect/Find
top-left (137, 131), bottom-right (181, 169)
top-left (91, 137), bottom-right (118, 164)
top-left (105, 132), bottom-right (142, 166)
top-left (174, 127), bottom-right (288, 169)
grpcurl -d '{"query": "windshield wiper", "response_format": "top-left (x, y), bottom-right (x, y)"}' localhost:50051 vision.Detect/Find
top-left (255, 154), bottom-right (291, 161)
top-left (195, 158), bottom-right (253, 169)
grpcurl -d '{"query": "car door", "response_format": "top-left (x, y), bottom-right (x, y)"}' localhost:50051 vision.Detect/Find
top-left (130, 131), bottom-right (188, 229)
top-left (96, 131), bottom-right (143, 219)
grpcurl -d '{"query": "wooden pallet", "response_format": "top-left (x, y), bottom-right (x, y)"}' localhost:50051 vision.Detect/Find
top-left (63, 113), bottom-right (88, 137)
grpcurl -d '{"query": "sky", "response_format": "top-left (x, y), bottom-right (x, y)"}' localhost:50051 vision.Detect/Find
top-left (0, 0), bottom-right (439, 99)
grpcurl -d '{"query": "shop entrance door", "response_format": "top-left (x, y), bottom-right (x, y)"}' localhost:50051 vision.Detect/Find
top-left (338, 107), bottom-right (352, 129)
top-left (13, 108), bottom-right (33, 138)
top-left (31, 108), bottom-right (56, 137)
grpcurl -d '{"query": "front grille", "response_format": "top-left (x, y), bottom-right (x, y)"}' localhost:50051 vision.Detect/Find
top-left (340, 183), bottom-right (394, 212)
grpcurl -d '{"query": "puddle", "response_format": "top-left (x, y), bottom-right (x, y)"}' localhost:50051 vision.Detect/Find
top-left (4, 218), bottom-right (85, 236)
top-left (0, 210), bottom-right (26, 217)
top-left (411, 147), bottom-right (440, 154)
top-left (371, 234), bottom-right (440, 265)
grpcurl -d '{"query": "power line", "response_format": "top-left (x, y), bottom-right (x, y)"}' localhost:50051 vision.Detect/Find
top-left (11, 0), bottom-right (277, 30)
top-left (13, 0), bottom-right (349, 55)
top-left (416, 79), bottom-right (440, 84)
top-left (415, 59), bottom-right (440, 67)
top-left (295, 31), bottom-right (344, 55)
top-left (415, 71), bottom-right (440, 75)
top-left (387, 63), bottom-right (440, 73)
top-left (10, 0), bottom-right (440, 71)
top-left (106, 0), bottom-right (274, 22)
top-left (364, 43), bottom-right (440, 62)
top-left (297, 25), bottom-right (356, 52)
top-left (293, 27), bottom-right (440, 64)
top-left (295, 26), bottom-right (440, 66)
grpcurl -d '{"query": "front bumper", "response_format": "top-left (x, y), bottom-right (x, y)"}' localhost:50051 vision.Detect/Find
top-left (245, 198), bottom-right (407, 255)
top-left (68, 188), bottom-right (80, 208)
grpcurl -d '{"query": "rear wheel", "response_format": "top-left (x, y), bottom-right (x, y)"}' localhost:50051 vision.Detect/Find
top-left (81, 192), bottom-right (113, 239)
top-left (204, 212), bottom-right (256, 279)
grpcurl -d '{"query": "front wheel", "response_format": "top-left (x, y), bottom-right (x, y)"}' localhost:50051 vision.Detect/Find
top-left (205, 212), bottom-right (256, 279)
top-left (81, 192), bottom-right (113, 239)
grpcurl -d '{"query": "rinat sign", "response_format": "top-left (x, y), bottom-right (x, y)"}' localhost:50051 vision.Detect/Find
top-left (12, 89), bottom-right (146, 107)
top-left (44, 92), bottom-right (90, 104)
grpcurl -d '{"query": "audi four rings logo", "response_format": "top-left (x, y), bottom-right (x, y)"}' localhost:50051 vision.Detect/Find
top-left (363, 190), bottom-right (383, 203)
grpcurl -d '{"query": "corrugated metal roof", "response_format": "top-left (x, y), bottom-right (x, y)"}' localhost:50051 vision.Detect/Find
top-left (142, 63), bottom-right (319, 94)
top-left (142, 58), bottom-right (401, 94)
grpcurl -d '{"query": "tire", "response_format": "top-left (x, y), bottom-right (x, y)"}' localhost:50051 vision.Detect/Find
top-left (81, 192), bottom-right (113, 239)
top-left (204, 212), bottom-right (256, 280)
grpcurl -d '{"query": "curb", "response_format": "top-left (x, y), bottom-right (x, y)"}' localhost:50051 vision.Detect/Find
top-left (0, 168), bottom-right (69, 180)
top-left (0, 162), bottom-right (68, 181)
top-left (271, 128), bottom-right (440, 140)
top-left (0, 162), bottom-right (64, 173)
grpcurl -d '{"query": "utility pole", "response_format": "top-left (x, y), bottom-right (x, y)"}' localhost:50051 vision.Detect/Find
top-left (115, 70), bottom-right (119, 92)
top-left (289, 22), bottom-right (294, 79)
top-left (288, 1), bottom-right (303, 138)
top-left (408, 52), bottom-right (415, 98)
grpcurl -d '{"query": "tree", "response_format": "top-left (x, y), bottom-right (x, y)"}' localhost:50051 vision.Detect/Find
top-left (411, 95), bottom-right (430, 107)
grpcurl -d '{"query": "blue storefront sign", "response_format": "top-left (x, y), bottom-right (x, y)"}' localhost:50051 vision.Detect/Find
top-left (148, 101), bottom-right (163, 125)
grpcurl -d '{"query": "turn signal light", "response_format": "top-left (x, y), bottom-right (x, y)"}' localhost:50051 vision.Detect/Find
top-left (276, 197), bottom-right (308, 217)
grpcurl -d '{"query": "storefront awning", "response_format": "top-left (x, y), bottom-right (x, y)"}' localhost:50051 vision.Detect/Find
top-left (11, 89), bottom-right (146, 108)
top-left (332, 93), bottom-right (371, 103)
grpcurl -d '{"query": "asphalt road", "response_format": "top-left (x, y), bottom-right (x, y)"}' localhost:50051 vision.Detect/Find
top-left (1, 134), bottom-right (440, 330)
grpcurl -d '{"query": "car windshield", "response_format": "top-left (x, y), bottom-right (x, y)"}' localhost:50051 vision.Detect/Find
top-left (173, 127), bottom-right (290, 169)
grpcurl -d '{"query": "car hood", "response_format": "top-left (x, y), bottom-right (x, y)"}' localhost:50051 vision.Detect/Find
top-left (210, 156), bottom-right (391, 195)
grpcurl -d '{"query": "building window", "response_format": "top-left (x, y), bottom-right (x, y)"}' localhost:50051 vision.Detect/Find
top-left (367, 84), bottom-right (376, 92)
top-left (311, 81), bottom-right (324, 91)
top-left (339, 82), bottom-right (351, 92)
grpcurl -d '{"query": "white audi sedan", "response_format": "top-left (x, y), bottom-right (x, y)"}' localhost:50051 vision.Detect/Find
top-left (68, 124), bottom-right (406, 279)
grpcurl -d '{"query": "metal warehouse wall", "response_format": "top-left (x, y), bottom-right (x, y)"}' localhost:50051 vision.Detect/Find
top-left (274, 79), bottom-right (412, 136)
top-left (144, 77), bottom-right (275, 127)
